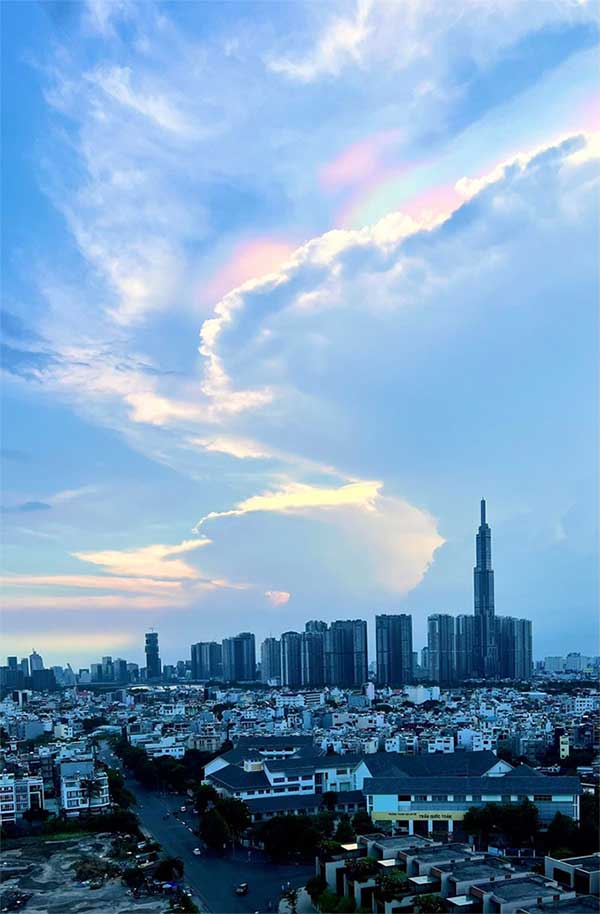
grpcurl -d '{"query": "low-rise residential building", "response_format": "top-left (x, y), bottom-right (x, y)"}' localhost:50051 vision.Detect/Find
top-left (0, 772), bottom-right (44, 823)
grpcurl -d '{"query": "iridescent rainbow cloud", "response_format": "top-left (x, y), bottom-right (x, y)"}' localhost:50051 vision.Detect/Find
top-left (201, 236), bottom-right (297, 304)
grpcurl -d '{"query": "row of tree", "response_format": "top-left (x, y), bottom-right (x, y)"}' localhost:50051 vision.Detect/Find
top-left (463, 794), bottom-right (599, 857)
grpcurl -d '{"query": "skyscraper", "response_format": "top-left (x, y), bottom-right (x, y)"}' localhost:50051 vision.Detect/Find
top-left (281, 631), bottom-right (302, 688)
top-left (260, 638), bottom-right (281, 684)
top-left (305, 620), bottom-right (327, 633)
top-left (300, 630), bottom-right (325, 687)
top-left (375, 614), bottom-right (413, 686)
top-left (191, 642), bottom-right (222, 680)
top-left (222, 632), bottom-right (256, 682)
top-left (427, 614), bottom-right (455, 686)
top-left (474, 498), bottom-right (497, 677)
top-left (145, 631), bottom-right (161, 680)
top-left (495, 616), bottom-right (533, 680)
top-left (29, 650), bottom-right (44, 672)
top-left (455, 614), bottom-right (476, 681)
top-left (324, 620), bottom-right (368, 687)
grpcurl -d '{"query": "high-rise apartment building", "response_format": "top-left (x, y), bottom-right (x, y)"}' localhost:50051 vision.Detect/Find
top-left (496, 616), bottom-right (533, 680)
top-left (144, 632), bottom-right (161, 680)
top-left (305, 620), bottom-right (327, 633)
top-left (375, 614), bottom-right (413, 685)
top-left (281, 631), bottom-right (302, 688)
top-left (427, 614), bottom-right (455, 686)
top-left (260, 638), bottom-right (281, 684)
top-left (324, 619), bottom-right (367, 687)
top-left (222, 632), bottom-right (256, 682)
top-left (191, 642), bottom-right (222, 680)
top-left (113, 658), bottom-right (128, 682)
top-left (300, 630), bottom-right (325, 687)
top-left (455, 614), bottom-right (476, 681)
top-left (29, 650), bottom-right (44, 672)
top-left (101, 656), bottom-right (114, 682)
top-left (474, 499), bottom-right (497, 677)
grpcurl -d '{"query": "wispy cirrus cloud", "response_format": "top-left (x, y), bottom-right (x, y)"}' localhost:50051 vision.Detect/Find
top-left (1, 574), bottom-right (182, 593)
top-left (269, 0), bottom-right (372, 82)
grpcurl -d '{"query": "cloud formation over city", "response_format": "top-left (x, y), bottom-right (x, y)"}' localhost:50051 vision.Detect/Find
top-left (2, 0), bottom-right (597, 662)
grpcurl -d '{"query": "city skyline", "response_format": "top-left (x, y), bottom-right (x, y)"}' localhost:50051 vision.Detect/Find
top-left (2, 2), bottom-right (598, 666)
top-left (7, 498), bottom-right (534, 682)
top-left (0, 495), bottom-right (588, 669)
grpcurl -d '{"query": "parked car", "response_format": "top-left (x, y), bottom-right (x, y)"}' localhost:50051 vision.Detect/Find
top-left (193, 848), bottom-right (202, 856)
top-left (235, 883), bottom-right (249, 896)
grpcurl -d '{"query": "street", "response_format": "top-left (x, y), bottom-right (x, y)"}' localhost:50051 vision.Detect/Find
top-left (99, 744), bottom-right (313, 913)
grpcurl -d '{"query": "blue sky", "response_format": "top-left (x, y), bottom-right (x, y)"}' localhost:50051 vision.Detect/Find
top-left (2, 0), bottom-right (598, 667)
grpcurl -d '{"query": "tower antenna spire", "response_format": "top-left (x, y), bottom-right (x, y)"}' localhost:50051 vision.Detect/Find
top-left (481, 498), bottom-right (486, 525)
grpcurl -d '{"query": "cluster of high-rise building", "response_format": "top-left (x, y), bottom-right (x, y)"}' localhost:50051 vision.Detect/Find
top-left (1, 501), bottom-right (535, 691)
top-left (148, 500), bottom-right (533, 687)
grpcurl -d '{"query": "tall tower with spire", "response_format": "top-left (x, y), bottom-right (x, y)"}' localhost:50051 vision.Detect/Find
top-left (474, 498), bottom-right (497, 677)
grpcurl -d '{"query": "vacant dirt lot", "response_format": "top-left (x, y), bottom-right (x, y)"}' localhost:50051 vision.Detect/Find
top-left (0, 834), bottom-right (167, 914)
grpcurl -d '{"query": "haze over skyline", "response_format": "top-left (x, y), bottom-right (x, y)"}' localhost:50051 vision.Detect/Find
top-left (2, 0), bottom-right (598, 667)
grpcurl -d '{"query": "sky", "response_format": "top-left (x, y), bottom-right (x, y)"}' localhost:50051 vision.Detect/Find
top-left (1, 0), bottom-right (598, 669)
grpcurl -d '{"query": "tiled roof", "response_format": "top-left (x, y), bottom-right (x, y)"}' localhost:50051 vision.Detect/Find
top-left (363, 774), bottom-right (581, 794)
top-left (208, 767), bottom-right (271, 790)
top-left (244, 789), bottom-right (365, 813)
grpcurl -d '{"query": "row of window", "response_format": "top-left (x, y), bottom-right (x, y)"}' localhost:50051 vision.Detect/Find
top-left (396, 794), bottom-right (570, 803)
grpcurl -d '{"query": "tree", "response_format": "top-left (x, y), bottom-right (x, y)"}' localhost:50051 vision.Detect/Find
top-left (545, 812), bottom-right (577, 856)
top-left (194, 784), bottom-right (218, 816)
top-left (201, 808), bottom-right (231, 851)
top-left (80, 776), bottom-right (103, 814)
top-left (351, 811), bottom-right (373, 835)
top-left (282, 886), bottom-right (299, 914)
top-left (122, 866), bottom-right (145, 889)
top-left (336, 899), bottom-right (356, 913)
top-left (82, 716), bottom-right (108, 734)
top-left (414, 894), bottom-right (445, 912)
top-left (306, 875), bottom-right (327, 904)
top-left (215, 796), bottom-right (250, 840)
top-left (318, 890), bottom-right (340, 913)
top-left (22, 807), bottom-right (50, 823)
top-left (376, 871), bottom-right (409, 902)
top-left (322, 791), bottom-right (337, 812)
top-left (314, 810), bottom-right (336, 837)
top-left (334, 814), bottom-right (355, 843)
top-left (154, 856), bottom-right (184, 882)
top-left (107, 769), bottom-right (134, 809)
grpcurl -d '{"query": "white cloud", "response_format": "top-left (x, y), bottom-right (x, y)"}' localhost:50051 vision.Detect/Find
top-left (194, 480), bottom-right (382, 529)
top-left (269, 0), bottom-right (372, 82)
top-left (72, 537), bottom-right (211, 579)
top-left (265, 590), bottom-right (291, 607)
top-left (89, 65), bottom-right (196, 137)
top-left (267, 0), bottom-right (596, 84)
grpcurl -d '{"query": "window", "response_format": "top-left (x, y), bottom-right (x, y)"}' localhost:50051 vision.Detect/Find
top-left (414, 795), bottom-right (427, 801)
top-left (431, 795), bottom-right (447, 802)
top-left (397, 795), bottom-right (411, 801)
top-left (336, 769), bottom-right (348, 775)
top-left (454, 795), bottom-right (466, 802)
top-left (534, 795), bottom-right (552, 801)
